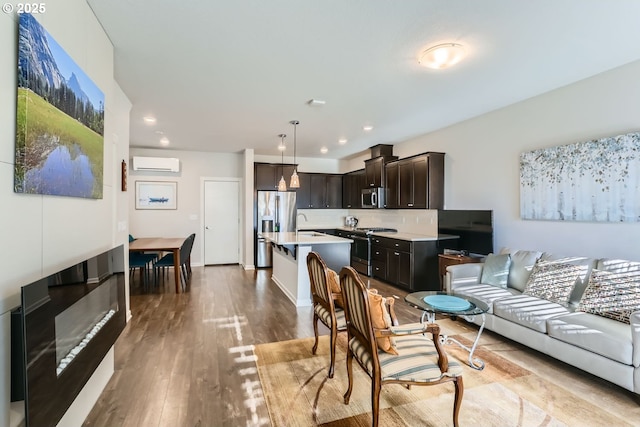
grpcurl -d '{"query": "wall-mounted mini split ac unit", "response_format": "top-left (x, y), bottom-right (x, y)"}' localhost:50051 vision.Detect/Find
top-left (132, 156), bottom-right (180, 172)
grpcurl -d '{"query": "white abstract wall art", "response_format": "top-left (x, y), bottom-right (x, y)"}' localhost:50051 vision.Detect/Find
top-left (520, 132), bottom-right (640, 222)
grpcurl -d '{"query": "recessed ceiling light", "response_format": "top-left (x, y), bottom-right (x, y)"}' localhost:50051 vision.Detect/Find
top-left (159, 136), bottom-right (170, 146)
top-left (363, 125), bottom-right (373, 132)
top-left (338, 138), bottom-right (347, 145)
top-left (320, 147), bottom-right (328, 154)
top-left (418, 43), bottom-right (466, 69)
top-left (143, 116), bottom-right (157, 125)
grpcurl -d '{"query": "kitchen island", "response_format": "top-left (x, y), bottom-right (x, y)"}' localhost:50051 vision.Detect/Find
top-left (260, 231), bottom-right (352, 307)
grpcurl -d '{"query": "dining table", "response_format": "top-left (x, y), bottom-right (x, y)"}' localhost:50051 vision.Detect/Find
top-left (129, 237), bottom-right (187, 293)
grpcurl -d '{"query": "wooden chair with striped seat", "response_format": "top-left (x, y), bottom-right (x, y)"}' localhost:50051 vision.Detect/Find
top-left (339, 266), bottom-right (464, 427)
top-left (306, 251), bottom-right (347, 378)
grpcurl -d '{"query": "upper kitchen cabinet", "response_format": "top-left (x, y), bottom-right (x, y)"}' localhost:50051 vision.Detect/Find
top-left (364, 155), bottom-right (398, 188)
top-left (385, 161), bottom-right (399, 209)
top-left (342, 169), bottom-right (365, 208)
top-left (255, 163), bottom-right (296, 191)
top-left (385, 152), bottom-right (445, 209)
top-left (296, 172), bottom-right (312, 208)
top-left (296, 172), bottom-right (343, 209)
top-left (325, 174), bottom-right (343, 208)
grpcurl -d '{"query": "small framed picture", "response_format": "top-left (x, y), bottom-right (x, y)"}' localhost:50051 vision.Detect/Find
top-left (135, 181), bottom-right (177, 210)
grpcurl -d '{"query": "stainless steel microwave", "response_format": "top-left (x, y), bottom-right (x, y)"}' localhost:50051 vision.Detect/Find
top-left (361, 187), bottom-right (385, 208)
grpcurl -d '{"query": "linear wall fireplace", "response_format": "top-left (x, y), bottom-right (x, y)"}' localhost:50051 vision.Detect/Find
top-left (11, 245), bottom-right (126, 427)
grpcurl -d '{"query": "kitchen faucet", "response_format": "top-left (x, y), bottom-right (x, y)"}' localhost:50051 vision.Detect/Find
top-left (296, 213), bottom-right (308, 234)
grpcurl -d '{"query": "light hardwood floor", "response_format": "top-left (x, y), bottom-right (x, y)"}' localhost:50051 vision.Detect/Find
top-left (83, 265), bottom-right (420, 427)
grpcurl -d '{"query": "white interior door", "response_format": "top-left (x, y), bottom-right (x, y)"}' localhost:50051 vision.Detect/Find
top-left (204, 180), bottom-right (239, 265)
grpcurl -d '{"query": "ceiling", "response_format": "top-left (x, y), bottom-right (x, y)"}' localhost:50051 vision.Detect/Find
top-left (87, 0), bottom-right (640, 160)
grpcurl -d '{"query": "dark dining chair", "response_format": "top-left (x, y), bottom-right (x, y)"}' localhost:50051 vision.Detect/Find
top-left (154, 233), bottom-right (196, 289)
top-left (129, 251), bottom-right (158, 288)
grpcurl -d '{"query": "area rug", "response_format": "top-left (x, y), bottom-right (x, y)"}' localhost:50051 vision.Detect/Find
top-left (255, 320), bottom-right (637, 426)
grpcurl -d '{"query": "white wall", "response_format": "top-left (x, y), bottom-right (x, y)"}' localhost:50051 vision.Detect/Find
top-left (0, 2), bottom-right (131, 425)
top-left (255, 154), bottom-right (346, 174)
top-left (128, 148), bottom-right (244, 266)
top-left (386, 60), bottom-right (640, 260)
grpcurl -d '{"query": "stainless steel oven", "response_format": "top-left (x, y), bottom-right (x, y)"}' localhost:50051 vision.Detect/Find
top-left (348, 227), bottom-right (397, 276)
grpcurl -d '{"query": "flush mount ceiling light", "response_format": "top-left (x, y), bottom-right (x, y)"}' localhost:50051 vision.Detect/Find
top-left (289, 120), bottom-right (300, 188)
top-left (419, 43), bottom-right (466, 69)
top-left (143, 116), bottom-right (157, 125)
top-left (363, 125), bottom-right (373, 132)
top-left (338, 138), bottom-right (347, 145)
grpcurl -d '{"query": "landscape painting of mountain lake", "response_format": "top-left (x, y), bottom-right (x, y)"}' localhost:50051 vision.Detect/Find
top-left (15, 13), bottom-right (104, 199)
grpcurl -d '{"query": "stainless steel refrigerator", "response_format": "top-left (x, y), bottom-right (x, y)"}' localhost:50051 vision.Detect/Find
top-left (256, 191), bottom-right (297, 267)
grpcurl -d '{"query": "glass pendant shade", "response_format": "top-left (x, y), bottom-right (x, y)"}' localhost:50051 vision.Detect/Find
top-left (278, 175), bottom-right (287, 191)
top-left (289, 170), bottom-right (300, 188)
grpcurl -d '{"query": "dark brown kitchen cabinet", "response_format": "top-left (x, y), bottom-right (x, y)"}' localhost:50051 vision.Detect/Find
top-left (309, 174), bottom-right (326, 208)
top-left (364, 155), bottom-right (397, 188)
top-left (370, 235), bottom-right (440, 291)
top-left (364, 157), bottom-right (384, 187)
top-left (296, 172), bottom-right (342, 209)
top-left (388, 249), bottom-right (412, 289)
top-left (325, 174), bottom-right (343, 208)
top-left (342, 169), bottom-right (365, 208)
top-left (255, 163), bottom-right (276, 190)
top-left (254, 163), bottom-right (296, 191)
top-left (384, 152), bottom-right (444, 209)
top-left (384, 162), bottom-right (399, 208)
top-left (295, 173), bottom-right (312, 208)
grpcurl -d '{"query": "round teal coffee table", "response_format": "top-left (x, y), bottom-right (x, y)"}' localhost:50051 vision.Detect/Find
top-left (405, 291), bottom-right (488, 370)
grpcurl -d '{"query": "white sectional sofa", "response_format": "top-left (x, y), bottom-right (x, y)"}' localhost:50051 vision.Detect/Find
top-left (445, 249), bottom-right (640, 394)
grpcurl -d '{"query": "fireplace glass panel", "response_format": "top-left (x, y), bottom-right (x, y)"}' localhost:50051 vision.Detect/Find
top-left (54, 278), bottom-right (118, 375)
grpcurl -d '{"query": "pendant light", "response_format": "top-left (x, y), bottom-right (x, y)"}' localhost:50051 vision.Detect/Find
top-left (289, 120), bottom-right (300, 188)
top-left (277, 134), bottom-right (287, 191)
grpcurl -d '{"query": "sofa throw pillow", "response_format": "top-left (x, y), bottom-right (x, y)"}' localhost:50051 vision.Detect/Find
top-left (507, 250), bottom-right (543, 292)
top-left (327, 268), bottom-right (340, 293)
top-left (480, 253), bottom-right (511, 288)
top-left (577, 270), bottom-right (640, 324)
top-left (327, 268), bottom-right (344, 308)
top-left (523, 260), bottom-right (587, 306)
top-left (367, 289), bottom-right (398, 355)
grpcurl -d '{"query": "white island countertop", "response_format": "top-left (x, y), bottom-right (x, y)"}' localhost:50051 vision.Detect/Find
top-left (259, 231), bottom-right (352, 307)
top-left (260, 231), bottom-right (353, 245)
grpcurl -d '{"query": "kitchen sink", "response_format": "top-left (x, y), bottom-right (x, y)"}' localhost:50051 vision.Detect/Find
top-left (296, 231), bottom-right (326, 237)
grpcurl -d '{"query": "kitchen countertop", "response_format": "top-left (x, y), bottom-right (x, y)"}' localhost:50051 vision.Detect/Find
top-left (260, 231), bottom-right (353, 246)
top-left (334, 227), bottom-right (459, 242)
